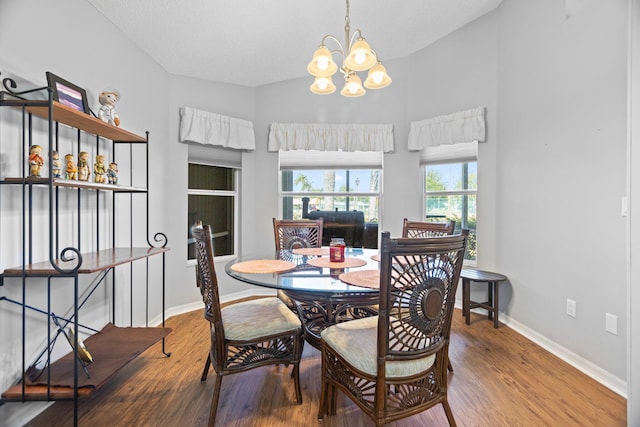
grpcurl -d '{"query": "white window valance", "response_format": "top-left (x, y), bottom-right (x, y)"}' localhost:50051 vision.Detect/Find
top-left (179, 106), bottom-right (256, 151)
top-left (408, 107), bottom-right (485, 151)
top-left (268, 123), bottom-right (394, 152)
top-left (279, 150), bottom-right (383, 170)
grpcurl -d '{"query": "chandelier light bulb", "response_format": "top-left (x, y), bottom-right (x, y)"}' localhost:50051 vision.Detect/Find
top-left (307, 46), bottom-right (338, 77)
top-left (310, 76), bottom-right (336, 95)
top-left (344, 38), bottom-right (377, 72)
top-left (317, 58), bottom-right (329, 71)
top-left (340, 74), bottom-right (365, 97)
top-left (364, 62), bottom-right (392, 90)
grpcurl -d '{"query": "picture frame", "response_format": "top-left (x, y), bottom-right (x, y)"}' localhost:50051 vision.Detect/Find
top-left (46, 71), bottom-right (90, 115)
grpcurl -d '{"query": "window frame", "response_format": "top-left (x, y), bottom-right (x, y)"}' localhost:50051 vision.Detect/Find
top-left (422, 158), bottom-right (478, 266)
top-left (187, 160), bottom-right (239, 264)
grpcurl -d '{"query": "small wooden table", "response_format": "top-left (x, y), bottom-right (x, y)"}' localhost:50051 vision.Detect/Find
top-left (461, 268), bottom-right (507, 328)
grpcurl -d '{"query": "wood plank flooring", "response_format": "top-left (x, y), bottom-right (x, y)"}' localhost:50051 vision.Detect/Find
top-left (25, 307), bottom-right (626, 427)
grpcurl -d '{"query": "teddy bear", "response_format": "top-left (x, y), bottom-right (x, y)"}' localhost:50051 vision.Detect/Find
top-left (97, 88), bottom-right (121, 126)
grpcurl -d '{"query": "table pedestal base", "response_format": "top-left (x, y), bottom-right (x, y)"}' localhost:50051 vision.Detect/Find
top-left (283, 290), bottom-right (378, 349)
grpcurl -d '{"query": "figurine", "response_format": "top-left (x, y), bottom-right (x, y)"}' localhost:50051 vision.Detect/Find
top-left (107, 161), bottom-right (119, 185)
top-left (51, 150), bottom-right (62, 178)
top-left (77, 151), bottom-right (90, 181)
top-left (65, 154), bottom-right (78, 180)
top-left (28, 145), bottom-right (44, 178)
top-left (97, 88), bottom-right (120, 126)
top-left (94, 154), bottom-right (107, 183)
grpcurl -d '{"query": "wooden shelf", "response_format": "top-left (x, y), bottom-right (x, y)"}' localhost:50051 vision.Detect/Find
top-left (2, 247), bottom-right (170, 276)
top-left (15, 100), bottom-right (146, 143)
top-left (2, 177), bottom-right (146, 193)
top-left (1, 324), bottom-right (171, 401)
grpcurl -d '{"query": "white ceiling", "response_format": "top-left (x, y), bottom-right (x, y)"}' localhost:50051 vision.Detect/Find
top-left (86, 0), bottom-right (503, 88)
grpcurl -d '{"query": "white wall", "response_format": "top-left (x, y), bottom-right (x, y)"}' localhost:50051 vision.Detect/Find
top-left (496, 0), bottom-right (628, 380)
top-left (0, 0), bottom-right (635, 423)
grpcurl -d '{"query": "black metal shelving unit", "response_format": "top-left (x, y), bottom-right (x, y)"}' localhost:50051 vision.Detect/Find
top-left (0, 72), bottom-right (171, 426)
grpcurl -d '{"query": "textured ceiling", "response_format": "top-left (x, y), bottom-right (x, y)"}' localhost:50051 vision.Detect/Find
top-left (86, 0), bottom-right (503, 87)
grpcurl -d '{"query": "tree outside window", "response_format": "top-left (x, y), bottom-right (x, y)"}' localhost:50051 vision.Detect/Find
top-left (425, 162), bottom-right (477, 261)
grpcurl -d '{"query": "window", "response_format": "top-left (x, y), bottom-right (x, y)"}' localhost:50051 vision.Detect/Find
top-left (422, 142), bottom-right (477, 262)
top-left (280, 169), bottom-right (381, 222)
top-left (279, 150), bottom-right (382, 248)
top-left (188, 163), bottom-right (238, 259)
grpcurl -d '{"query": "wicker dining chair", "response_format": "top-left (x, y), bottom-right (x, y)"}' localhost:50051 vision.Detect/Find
top-left (402, 217), bottom-right (456, 372)
top-left (402, 217), bottom-right (456, 238)
top-left (192, 224), bottom-right (303, 426)
top-left (318, 230), bottom-right (468, 426)
top-left (273, 218), bottom-right (323, 252)
top-left (273, 218), bottom-right (323, 307)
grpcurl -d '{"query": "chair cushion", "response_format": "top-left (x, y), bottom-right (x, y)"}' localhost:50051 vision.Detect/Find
top-left (221, 297), bottom-right (301, 341)
top-left (321, 316), bottom-right (435, 378)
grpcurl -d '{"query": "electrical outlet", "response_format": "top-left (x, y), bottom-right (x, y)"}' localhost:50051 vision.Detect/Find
top-left (606, 313), bottom-right (618, 335)
top-left (566, 299), bottom-right (576, 318)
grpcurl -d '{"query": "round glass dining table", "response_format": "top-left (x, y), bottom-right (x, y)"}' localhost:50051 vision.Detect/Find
top-left (225, 247), bottom-right (380, 349)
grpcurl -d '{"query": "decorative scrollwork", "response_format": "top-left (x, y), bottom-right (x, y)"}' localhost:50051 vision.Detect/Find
top-left (149, 231), bottom-right (168, 248)
top-left (0, 71), bottom-right (49, 99)
top-left (1, 73), bottom-right (18, 93)
top-left (52, 247), bottom-right (83, 274)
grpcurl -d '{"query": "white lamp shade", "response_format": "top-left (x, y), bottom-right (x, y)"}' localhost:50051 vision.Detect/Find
top-left (307, 46), bottom-right (338, 77)
top-left (344, 38), bottom-right (377, 72)
top-left (310, 76), bottom-right (337, 95)
top-left (364, 62), bottom-right (392, 89)
top-left (340, 74), bottom-right (366, 97)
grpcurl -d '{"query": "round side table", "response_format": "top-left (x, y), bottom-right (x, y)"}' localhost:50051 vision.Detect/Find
top-left (460, 268), bottom-right (507, 328)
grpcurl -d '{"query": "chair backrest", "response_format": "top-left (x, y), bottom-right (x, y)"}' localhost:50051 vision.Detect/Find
top-left (402, 218), bottom-right (456, 238)
top-left (273, 218), bottom-right (323, 251)
top-left (191, 224), bottom-right (224, 337)
top-left (377, 230), bottom-right (468, 365)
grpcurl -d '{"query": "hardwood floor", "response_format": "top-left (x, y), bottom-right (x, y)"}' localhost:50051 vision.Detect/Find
top-left (25, 307), bottom-right (626, 427)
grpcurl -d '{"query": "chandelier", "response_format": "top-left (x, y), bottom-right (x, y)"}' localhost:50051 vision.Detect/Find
top-left (307, 0), bottom-right (392, 97)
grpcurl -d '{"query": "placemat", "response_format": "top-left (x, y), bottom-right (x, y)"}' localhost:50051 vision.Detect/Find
top-left (307, 257), bottom-right (367, 269)
top-left (292, 247), bottom-right (330, 256)
top-left (339, 270), bottom-right (380, 289)
top-left (230, 259), bottom-right (296, 274)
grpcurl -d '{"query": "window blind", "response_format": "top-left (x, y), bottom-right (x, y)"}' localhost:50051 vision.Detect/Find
top-left (419, 141), bottom-right (478, 165)
top-left (279, 149), bottom-right (383, 170)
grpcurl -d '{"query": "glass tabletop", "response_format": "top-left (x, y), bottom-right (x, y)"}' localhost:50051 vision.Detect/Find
top-left (224, 247), bottom-right (380, 295)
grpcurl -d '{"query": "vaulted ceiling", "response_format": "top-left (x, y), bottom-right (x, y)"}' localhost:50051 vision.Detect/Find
top-left (86, 0), bottom-right (503, 87)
